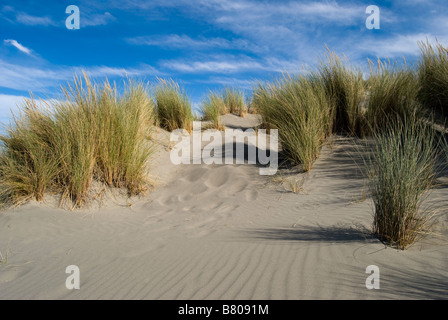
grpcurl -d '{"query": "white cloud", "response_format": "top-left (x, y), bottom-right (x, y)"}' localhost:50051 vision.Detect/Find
top-left (4, 39), bottom-right (33, 55)
top-left (0, 94), bottom-right (63, 126)
top-left (0, 94), bottom-right (27, 114)
top-left (360, 33), bottom-right (441, 58)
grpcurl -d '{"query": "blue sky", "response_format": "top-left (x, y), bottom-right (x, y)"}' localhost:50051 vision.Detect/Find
top-left (1, 0), bottom-right (447, 121)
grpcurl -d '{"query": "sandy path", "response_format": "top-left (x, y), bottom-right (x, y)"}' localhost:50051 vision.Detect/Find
top-left (0, 116), bottom-right (447, 300)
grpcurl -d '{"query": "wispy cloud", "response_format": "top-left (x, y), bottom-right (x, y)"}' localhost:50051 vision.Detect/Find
top-left (120, 0), bottom-right (365, 63)
top-left (0, 94), bottom-right (63, 124)
top-left (359, 33), bottom-right (442, 58)
top-left (197, 76), bottom-right (256, 90)
top-left (4, 39), bottom-right (33, 55)
top-left (82, 12), bottom-right (116, 27)
top-left (161, 54), bottom-right (303, 74)
top-left (0, 93), bottom-right (28, 120)
top-left (161, 55), bottom-right (263, 73)
top-left (5, 7), bottom-right (115, 28)
top-left (0, 93), bottom-right (27, 109)
top-left (0, 59), bottom-right (161, 92)
top-left (16, 12), bottom-right (56, 26)
top-left (127, 34), bottom-right (260, 52)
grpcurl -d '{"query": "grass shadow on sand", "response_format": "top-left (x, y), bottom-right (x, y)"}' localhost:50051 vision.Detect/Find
top-left (246, 224), bottom-right (376, 244)
top-left (341, 263), bottom-right (448, 299)
top-left (379, 265), bottom-right (448, 299)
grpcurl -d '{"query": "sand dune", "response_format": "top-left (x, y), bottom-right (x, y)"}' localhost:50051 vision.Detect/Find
top-left (0, 115), bottom-right (447, 300)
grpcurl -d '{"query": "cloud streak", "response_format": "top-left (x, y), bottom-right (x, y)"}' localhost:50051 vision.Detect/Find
top-left (4, 39), bottom-right (33, 55)
top-left (126, 34), bottom-right (261, 52)
top-left (0, 59), bottom-right (161, 92)
top-left (82, 12), bottom-right (116, 27)
top-left (16, 12), bottom-right (57, 26)
top-left (358, 33), bottom-right (448, 59)
top-left (161, 54), bottom-right (303, 74)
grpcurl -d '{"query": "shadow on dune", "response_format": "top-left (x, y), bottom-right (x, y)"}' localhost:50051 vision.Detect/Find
top-left (245, 224), bottom-right (377, 244)
top-left (341, 262), bottom-right (448, 300)
top-left (217, 141), bottom-right (289, 167)
top-left (381, 266), bottom-right (448, 299)
top-left (313, 137), bottom-right (368, 180)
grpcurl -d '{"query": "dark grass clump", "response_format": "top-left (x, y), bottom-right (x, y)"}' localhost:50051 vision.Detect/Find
top-left (252, 74), bottom-right (332, 171)
top-left (316, 49), bottom-right (366, 136)
top-left (417, 40), bottom-right (448, 119)
top-left (366, 59), bottom-right (421, 134)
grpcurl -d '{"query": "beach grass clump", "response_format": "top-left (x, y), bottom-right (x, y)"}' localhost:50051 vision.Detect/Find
top-left (0, 74), bottom-right (154, 208)
top-left (223, 88), bottom-right (246, 117)
top-left (201, 91), bottom-right (227, 130)
top-left (417, 40), bottom-right (448, 118)
top-left (316, 49), bottom-right (365, 136)
top-left (365, 59), bottom-right (420, 133)
top-left (153, 78), bottom-right (193, 132)
top-left (89, 80), bottom-right (154, 195)
top-left (253, 74), bottom-right (332, 171)
top-left (365, 115), bottom-right (440, 249)
top-left (0, 102), bottom-right (61, 205)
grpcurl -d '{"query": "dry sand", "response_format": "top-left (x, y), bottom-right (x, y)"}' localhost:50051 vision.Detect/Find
top-left (0, 114), bottom-right (447, 300)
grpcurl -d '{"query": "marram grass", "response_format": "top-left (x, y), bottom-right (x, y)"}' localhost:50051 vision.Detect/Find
top-left (222, 87), bottom-right (246, 117)
top-left (200, 88), bottom-right (247, 129)
top-left (418, 40), bottom-right (448, 117)
top-left (365, 115), bottom-right (442, 249)
top-left (0, 73), bottom-right (154, 208)
top-left (201, 90), bottom-right (227, 130)
top-left (316, 49), bottom-right (365, 136)
top-left (153, 78), bottom-right (193, 132)
top-left (366, 58), bottom-right (421, 134)
top-left (253, 74), bottom-right (332, 172)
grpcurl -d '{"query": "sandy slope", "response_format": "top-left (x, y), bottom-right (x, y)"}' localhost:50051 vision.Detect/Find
top-left (0, 115), bottom-right (447, 300)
